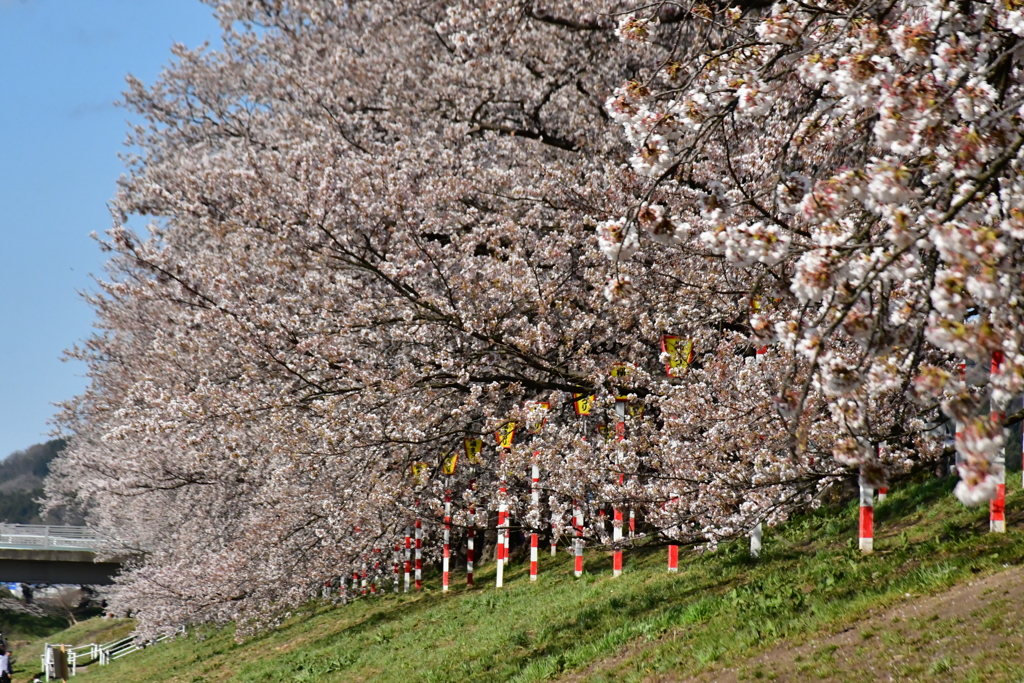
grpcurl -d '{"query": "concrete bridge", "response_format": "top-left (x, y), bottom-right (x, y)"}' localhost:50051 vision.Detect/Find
top-left (0, 524), bottom-right (120, 585)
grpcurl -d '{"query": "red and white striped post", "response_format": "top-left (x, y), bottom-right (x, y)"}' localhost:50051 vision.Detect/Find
top-left (629, 508), bottom-right (635, 538)
top-left (494, 423), bottom-right (515, 588)
top-left (497, 482), bottom-right (508, 588)
top-left (414, 517), bottom-right (423, 590)
top-left (877, 486), bottom-right (888, 503)
top-left (530, 532), bottom-right (539, 580)
top-left (550, 520), bottom-right (558, 556)
top-left (955, 362), bottom-right (966, 472)
top-left (467, 478), bottom-right (475, 587)
top-left (751, 346), bottom-right (767, 557)
top-left (504, 510), bottom-right (511, 560)
top-left (668, 491), bottom-right (679, 572)
top-left (443, 489), bottom-right (451, 592)
top-left (353, 569), bottom-right (360, 596)
top-left (570, 395), bottom-right (592, 575)
top-left (360, 563), bottom-right (368, 595)
top-left (530, 457), bottom-right (540, 581)
top-left (393, 543), bottom-right (400, 593)
top-left (573, 502), bottom-right (584, 577)
top-left (612, 504), bottom-right (623, 578)
top-left (859, 482), bottom-right (874, 553)
top-left (955, 418), bottom-right (965, 474)
top-left (372, 550), bottom-right (380, 594)
top-left (991, 350), bottom-right (1007, 533)
top-left (613, 400), bottom-right (626, 577)
top-left (404, 526), bottom-right (412, 593)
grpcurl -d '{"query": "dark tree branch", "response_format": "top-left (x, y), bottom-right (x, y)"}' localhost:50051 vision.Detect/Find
top-left (469, 122), bottom-right (578, 151)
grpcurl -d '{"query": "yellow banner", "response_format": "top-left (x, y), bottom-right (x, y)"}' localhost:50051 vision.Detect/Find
top-left (573, 393), bottom-right (594, 416)
top-left (661, 335), bottom-right (694, 377)
top-left (610, 363), bottom-right (632, 400)
top-left (626, 400), bottom-right (644, 418)
top-left (464, 437), bottom-right (483, 464)
top-left (410, 461), bottom-right (429, 486)
top-left (441, 451), bottom-right (459, 476)
top-left (525, 401), bottom-right (550, 434)
top-left (495, 421), bottom-right (517, 449)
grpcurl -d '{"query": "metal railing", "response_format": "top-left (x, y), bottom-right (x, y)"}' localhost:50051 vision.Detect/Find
top-left (0, 524), bottom-right (104, 552)
top-left (42, 628), bottom-right (184, 680)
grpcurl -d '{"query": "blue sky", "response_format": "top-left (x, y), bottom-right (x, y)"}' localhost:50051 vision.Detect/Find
top-left (0, 0), bottom-right (220, 458)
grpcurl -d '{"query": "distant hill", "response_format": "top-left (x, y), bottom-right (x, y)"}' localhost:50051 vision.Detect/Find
top-left (0, 440), bottom-right (70, 524)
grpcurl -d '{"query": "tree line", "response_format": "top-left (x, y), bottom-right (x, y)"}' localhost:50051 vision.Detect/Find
top-left (43, 0), bottom-right (1024, 637)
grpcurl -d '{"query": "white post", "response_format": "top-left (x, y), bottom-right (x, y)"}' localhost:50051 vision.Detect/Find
top-left (750, 523), bottom-right (762, 558)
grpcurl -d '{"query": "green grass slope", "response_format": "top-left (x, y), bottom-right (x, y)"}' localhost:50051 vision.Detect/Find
top-left (16, 474), bottom-right (1024, 683)
top-left (10, 617), bottom-right (135, 681)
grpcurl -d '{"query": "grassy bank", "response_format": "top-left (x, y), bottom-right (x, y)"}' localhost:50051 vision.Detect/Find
top-left (10, 617), bottom-right (134, 681)
top-left (16, 474), bottom-right (1024, 682)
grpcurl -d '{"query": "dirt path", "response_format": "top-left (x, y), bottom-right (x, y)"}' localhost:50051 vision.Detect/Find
top-left (667, 566), bottom-right (1024, 682)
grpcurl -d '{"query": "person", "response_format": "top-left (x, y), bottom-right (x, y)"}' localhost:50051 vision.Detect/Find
top-left (0, 647), bottom-right (11, 683)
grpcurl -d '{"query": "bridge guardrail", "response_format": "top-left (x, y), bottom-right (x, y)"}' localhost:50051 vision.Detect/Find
top-left (0, 524), bottom-right (104, 552)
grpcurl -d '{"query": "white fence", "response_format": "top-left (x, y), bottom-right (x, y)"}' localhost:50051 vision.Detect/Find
top-left (42, 628), bottom-right (184, 680)
top-left (0, 525), bottom-right (103, 552)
